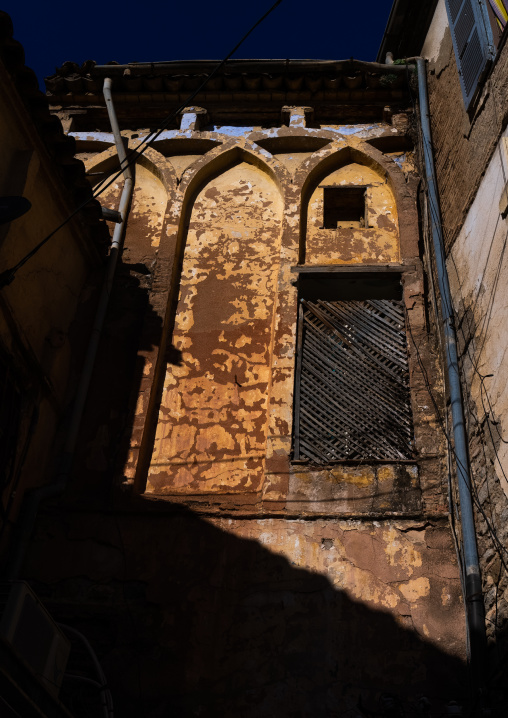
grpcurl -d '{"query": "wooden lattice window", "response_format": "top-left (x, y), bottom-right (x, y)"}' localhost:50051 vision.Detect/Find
top-left (293, 296), bottom-right (413, 463)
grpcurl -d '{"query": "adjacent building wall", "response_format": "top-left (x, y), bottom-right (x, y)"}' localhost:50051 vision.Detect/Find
top-left (423, 0), bottom-right (508, 253)
top-left (0, 27), bottom-right (106, 558)
top-left (446, 129), bottom-right (508, 650)
top-left (26, 509), bottom-right (466, 717)
top-left (419, 0), bottom-right (508, 691)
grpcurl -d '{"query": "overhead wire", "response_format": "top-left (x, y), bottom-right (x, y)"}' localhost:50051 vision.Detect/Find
top-left (90, 0), bottom-right (283, 197)
top-left (421, 131), bottom-right (508, 478)
top-left (421, 127), bottom-right (508, 468)
top-left (0, 0), bottom-right (284, 290)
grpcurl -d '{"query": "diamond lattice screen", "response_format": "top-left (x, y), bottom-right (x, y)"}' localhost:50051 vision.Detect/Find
top-left (294, 298), bottom-right (413, 462)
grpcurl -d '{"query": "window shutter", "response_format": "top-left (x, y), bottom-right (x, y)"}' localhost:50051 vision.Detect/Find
top-left (445, 0), bottom-right (493, 108)
top-left (294, 299), bottom-right (413, 463)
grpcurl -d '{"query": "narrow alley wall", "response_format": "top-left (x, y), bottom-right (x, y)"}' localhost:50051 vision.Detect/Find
top-left (420, 1), bottom-right (508, 681)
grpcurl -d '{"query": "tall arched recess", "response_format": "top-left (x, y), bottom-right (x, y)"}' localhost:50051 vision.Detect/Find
top-left (145, 157), bottom-right (284, 497)
top-left (297, 144), bottom-right (412, 265)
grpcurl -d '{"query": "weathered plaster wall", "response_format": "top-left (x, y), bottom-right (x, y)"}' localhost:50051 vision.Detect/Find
top-left (165, 154), bottom-right (203, 180)
top-left (421, 0), bottom-right (448, 63)
top-left (0, 101), bottom-right (95, 380)
top-left (147, 161), bottom-right (283, 495)
top-left (419, 6), bottom-right (508, 694)
top-left (25, 509), bottom-right (467, 717)
top-left (68, 153), bottom-right (170, 495)
top-left (63, 128), bottom-right (445, 518)
top-left (448, 130), bottom-right (508, 499)
top-left (272, 151), bottom-right (314, 173)
top-left (305, 162), bottom-right (399, 264)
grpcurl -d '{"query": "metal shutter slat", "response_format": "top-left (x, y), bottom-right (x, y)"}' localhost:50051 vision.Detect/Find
top-left (445, 0), bottom-right (491, 108)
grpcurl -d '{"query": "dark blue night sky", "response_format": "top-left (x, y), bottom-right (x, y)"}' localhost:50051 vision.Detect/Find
top-left (4, 0), bottom-right (394, 88)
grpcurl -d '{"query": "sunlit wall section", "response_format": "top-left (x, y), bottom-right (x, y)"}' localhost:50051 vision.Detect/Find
top-left (147, 161), bottom-right (283, 495)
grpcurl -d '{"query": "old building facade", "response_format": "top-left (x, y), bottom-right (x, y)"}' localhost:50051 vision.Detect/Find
top-left (3, 4), bottom-right (505, 715)
top-left (15, 58), bottom-right (469, 716)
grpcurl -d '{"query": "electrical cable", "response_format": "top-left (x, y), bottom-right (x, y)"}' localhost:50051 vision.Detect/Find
top-left (0, 696), bottom-right (23, 718)
top-left (0, 405), bottom-right (39, 545)
top-left (0, 0), bottom-right (283, 290)
top-left (405, 313), bottom-right (508, 568)
top-left (400, 94), bottom-right (507, 553)
top-left (91, 0), bottom-right (283, 196)
top-left (419, 179), bottom-right (471, 659)
top-left (58, 623), bottom-right (114, 718)
top-left (406, 306), bottom-right (508, 704)
top-left (420, 142), bottom-right (508, 483)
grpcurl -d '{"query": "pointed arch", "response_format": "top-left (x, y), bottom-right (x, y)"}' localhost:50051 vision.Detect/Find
top-left (83, 144), bottom-right (177, 196)
top-left (132, 145), bottom-right (179, 194)
top-left (144, 142), bottom-right (287, 496)
top-left (174, 139), bottom-right (290, 276)
top-left (295, 139), bottom-right (418, 263)
top-left (178, 139), bottom-right (290, 201)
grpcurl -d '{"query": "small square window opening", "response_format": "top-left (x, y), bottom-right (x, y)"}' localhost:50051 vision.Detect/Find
top-left (322, 186), bottom-right (367, 229)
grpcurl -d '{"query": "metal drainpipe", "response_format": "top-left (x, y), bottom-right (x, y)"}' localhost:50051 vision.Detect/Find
top-left (414, 57), bottom-right (487, 675)
top-left (6, 78), bottom-right (134, 579)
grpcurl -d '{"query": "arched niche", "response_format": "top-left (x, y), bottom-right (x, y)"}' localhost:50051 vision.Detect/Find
top-left (297, 145), bottom-right (402, 265)
top-left (146, 158), bottom-right (284, 497)
top-left (84, 147), bottom-right (172, 252)
top-left (178, 143), bottom-right (289, 206)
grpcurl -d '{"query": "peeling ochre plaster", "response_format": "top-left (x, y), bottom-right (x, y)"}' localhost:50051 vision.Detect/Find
top-left (129, 164), bottom-right (167, 247)
top-left (147, 161), bottom-right (283, 494)
top-left (273, 152), bottom-right (315, 174)
top-left (166, 154), bottom-right (203, 181)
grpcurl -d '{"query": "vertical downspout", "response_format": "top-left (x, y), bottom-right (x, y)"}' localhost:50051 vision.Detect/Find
top-left (415, 58), bottom-right (487, 676)
top-left (6, 78), bottom-right (134, 579)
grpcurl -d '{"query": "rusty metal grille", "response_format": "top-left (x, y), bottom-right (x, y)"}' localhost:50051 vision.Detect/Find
top-left (293, 298), bottom-right (413, 462)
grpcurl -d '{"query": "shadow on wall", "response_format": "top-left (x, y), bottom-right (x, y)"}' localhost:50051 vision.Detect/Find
top-left (67, 250), bottom-right (180, 499)
top-left (25, 506), bottom-right (469, 718)
top-left (62, 159), bottom-right (178, 500)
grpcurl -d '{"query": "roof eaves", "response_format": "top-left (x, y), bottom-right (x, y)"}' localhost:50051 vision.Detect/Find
top-left (377, 0), bottom-right (439, 63)
top-left (45, 57), bottom-right (410, 100)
